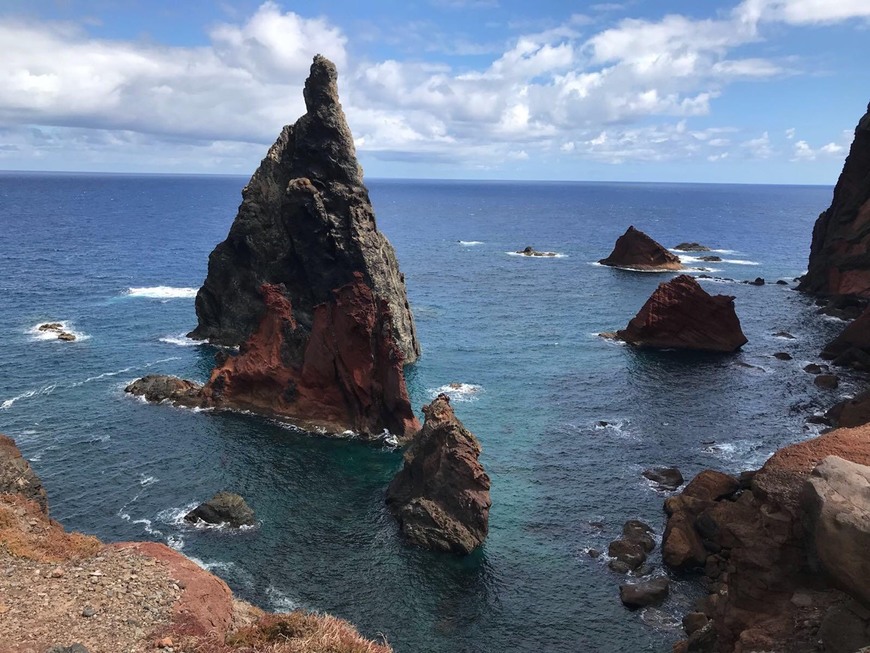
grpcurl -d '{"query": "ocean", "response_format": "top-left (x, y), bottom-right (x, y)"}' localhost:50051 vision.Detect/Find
top-left (0, 173), bottom-right (854, 652)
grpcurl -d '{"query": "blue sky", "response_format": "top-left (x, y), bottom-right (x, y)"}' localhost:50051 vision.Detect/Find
top-left (0, 0), bottom-right (868, 183)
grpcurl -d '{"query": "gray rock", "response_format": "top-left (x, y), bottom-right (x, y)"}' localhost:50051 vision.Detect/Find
top-left (184, 492), bottom-right (256, 528)
top-left (0, 434), bottom-right (48, 514)
top-left (818, 598), bottom-right (870, 653)
top-left (804, 363), bottom-right (824, 374)
top-left (81, 605), bottom-right (95, 618)
top-left (643, 466), bottom-right (684, 490)
top-left (124, 375), bottom-right (203, 406)
top-left (773, 352), bottom-right (792, 360)
top-left (619, 576), bottom-right (669, 609)
top-left (803, 457), bottom-right (870, 606)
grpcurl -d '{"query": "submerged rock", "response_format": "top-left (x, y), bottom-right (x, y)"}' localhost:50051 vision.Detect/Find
top-left (800, 103), bottom-right (870, 298)
top-left (137, 56), bottom-right (420, 439)
top-left (515, 246), bottom-right (557, 257)
top-left (184, 492), bottom-right (256, 528)
top-left (599, 226), bottom-right (682, 270)
top-left (773, 352), bottom-right (793, 361)
top-left (674, 242), bottom-right (710, 252)
top-left (814, 374), bottom-right (840, 390)
top-left (386, 394), bottom-right (490, 555)
top-left (0, 433), bottom-right (48, 514)
top-left (615, 275), bottom-right (748, 352)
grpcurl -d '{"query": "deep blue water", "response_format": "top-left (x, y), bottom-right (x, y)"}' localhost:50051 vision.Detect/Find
top-left (0, 173), bottom-right (856, 652)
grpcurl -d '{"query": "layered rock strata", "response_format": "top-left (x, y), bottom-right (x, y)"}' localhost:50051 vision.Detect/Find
top-left (614, 275), bottom-right (747, 352)
top-left (800, 103), bottom-right (870, 297)
top-left (599, 226), bottom-right (683, 270)
top-left (386, 394), bottom-right (491, 555)
top-left (189, 55), bottom-right (419, 365)
top-left (131, 56), bottom-right (420, 439)
top-left (663, 426), bottom-right (870, 652)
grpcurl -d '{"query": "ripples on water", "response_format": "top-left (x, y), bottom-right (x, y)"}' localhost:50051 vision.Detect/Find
top-left (0, 174), bottom-right (850, 652)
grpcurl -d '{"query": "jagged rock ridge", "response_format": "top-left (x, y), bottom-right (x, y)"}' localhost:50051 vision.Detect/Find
top-left (189, 54), bottom-right (419, 365)
top-left (800, 103), bottom-right (870, 297)
top-left (599, 226), bottom-right (683, 271)
top-left (386, 394), bottom-right (491, 555)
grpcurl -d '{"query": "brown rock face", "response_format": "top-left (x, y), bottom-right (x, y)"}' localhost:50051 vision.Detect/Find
top-left (821, 305), bottom-right (870, 371)
top-left (0, 433), bottom-right (48, 515)
top-left (615, 275), bottom-right (748, 352)
top-left (386, 394), bottom-right (491, 555)
top-left (664, 426), bottom-right (870, 652)
top-left (201, 277), bottom-right (419, 440)
top-left (189, 55), bottom-right (419, 365)
top-left (599, 226), bottom-right (683, 270)
top-left (800, 104), bottom-right (870, 298)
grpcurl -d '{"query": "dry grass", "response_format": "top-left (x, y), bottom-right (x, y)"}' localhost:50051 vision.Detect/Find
top-left (180, 611), bottom-right (393, 653)
top-left (0, 494), bottom-right (101, 563)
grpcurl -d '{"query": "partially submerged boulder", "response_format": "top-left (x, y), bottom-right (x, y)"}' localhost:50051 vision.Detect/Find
top-left (827, 390), bottom-right (870, 428)
top-left (125, 375), bottom-right (203, 407)
top-left (643, 466), bottom-right (684, 491)
top-left (619, 576), bottom-right (669, 609)
top-left (599, 226), bottom-right (682, 271)
top-left (515, 246), bottom-right (557, 257)
top-left (822, 305), bottom-right (870, 371)
top-left (386, 394), bottom-right (490, 555)
top-left (614, 275), bottom-right (748, 352)
top-left (674, 242), bottom-right (710, 252)
top-left (184, 492), bottom-right (256, 528)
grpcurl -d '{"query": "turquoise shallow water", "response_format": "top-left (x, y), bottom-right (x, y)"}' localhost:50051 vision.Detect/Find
top-left (0, 173), bottom-right (855, 652)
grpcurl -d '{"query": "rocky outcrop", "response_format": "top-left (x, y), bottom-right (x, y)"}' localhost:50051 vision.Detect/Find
top-left (184, 492), bottom-right (256, 528)
top-left (643, 466), bottom-right (684, 491)
top-left (615, 275), bottom-right (748, 352)
top-left (599, 226), bottom-right (683, 270)
top-left (0, 433), bottom-right (48, 514)
top-left (131, 56), bottom-right (421, 440)
top-left (664, 426), bottom-right (870, 652)
top-left (827, 389), bottom-right (870, 428)
top-left (619, 576), bottom-right (669, 609)
top-left (515, 246), bottom-right (557, 257)
top-left (189, 55), bottom-right (418, 366)
top-left (675, 242), bottom-right (711, 252)
top-left (800, 104), bottom-right (870, 298)
top-left (386, 394), bottom-right (490, 555)
top-left (0, 433), bottom-right (392, 653)
top-left (821, 304), bottom-right (870, 371)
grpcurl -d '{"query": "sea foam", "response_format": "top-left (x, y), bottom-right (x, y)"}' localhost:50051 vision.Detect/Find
top-left (459, 240), bottom-right (484, 246)
top-left (125, 286), bottom-right (197, 299)
top-left (428, 382), bottom-right (483, 402)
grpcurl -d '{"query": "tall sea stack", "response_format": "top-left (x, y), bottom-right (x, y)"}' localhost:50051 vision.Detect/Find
top-left (127, 55), bottom-right (421, 439)
top-left (800, 103), bottom-right (870, 297)
top-left (189, 55), bottom-right (420, 364)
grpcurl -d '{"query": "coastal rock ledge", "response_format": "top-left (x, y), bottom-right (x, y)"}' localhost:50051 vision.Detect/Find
top-left (130, 55), bottom-right (421, 440)
top-left (614, 274), bottom-right (747, 352)
top-left (599, 226), bottom-right (683, 271)
top-left (386, 394), bottom-right (491, 555)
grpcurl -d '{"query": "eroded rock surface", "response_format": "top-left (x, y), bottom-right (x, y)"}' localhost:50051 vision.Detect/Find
top-left (184, 492), bottom-right (256, 528)
top-left (386, 394), bottom-right (490, 555)
top-left (800, 104), bottom-right (870, 298)
top-left (599, 226), bottom-right (683, 270)
top-left (0, 433), bottom-right (48, 514)
top-left (615, 275), bottom-right (748, 352)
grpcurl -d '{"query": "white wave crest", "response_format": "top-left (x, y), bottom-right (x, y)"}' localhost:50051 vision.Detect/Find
top-left (125, 286), bottom-right (197, 299)
top-left (266, 585), bottom-right (302, 612)
top-left (459, 240), bottom-right (484, 246)
top-left (1, 383), bottom-right (57, 410)
top-left (722, 259), bottom-right (760, 266)
top-left (159, 334), bottom-right (201, 347)
top-left (428, 382), bottom-right (483, 402)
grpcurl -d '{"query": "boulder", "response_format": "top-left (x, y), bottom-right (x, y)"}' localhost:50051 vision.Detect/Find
top-left (386, 394), bottom-right (490, 555)
top-left (184, 492), bottom-right (256, 528)
top-left (746, 277), bottom-right (765, 286)
top-left (802, 456), bottom-right (870, 606)
top-left (599, 226), bottom-right (682, 270)
top-left (800, 103), bottom-right (870, 298)
top-left (615, 275), bottom-right (748, 352)
top-left (804, 363), bottom-right (824, 374)
top-left (125, 375), bottom-right (203, 407)
top-left (643, 466), bottom-right (684, 490)
top-left (773, 352), bottom-right (793, 360)
top-left (57, 332), bottom-right (76, 341)
top-left (515, 246), bottom-right (556, 257)
top-left (823, 305), bottom-right (870, 371)
top-left (827, 390), bottom-right (870, 428)
top-left (0, 434), bottom-right (48, 514)
top-left (608, 538), bottom-right (647, 570)
top-left (699, 256), bottom-right (722, 262)
top-left (674, 242), bottom-right (711, 252)
top-left (619, 576), bottom-right (669, 609)
top-left (814, 374), bottom-right (840, 390)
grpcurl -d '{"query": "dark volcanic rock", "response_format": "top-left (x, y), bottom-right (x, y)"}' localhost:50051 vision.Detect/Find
top-left (827, 390), bottom-right (870, 428)
top-left (184, 492), bottom-right (256, 528)
top-left (643, 466), bottom-right (684, 490)
top-left (699, 255), bottom-right (722, 262)
top-left (0, 433), bottom-right (48, 514)
top-left (822, 305), bottom-right (870, 371)
top-left (615, 275), bottom-right (748, 352)
top-left (599, 226), bottom-right (683, 270)
top-left (674, 242), bottom-right (710, 252)
top-left (619, 576), bottom-right (669, 609)
top-left (188, 55), bottom-right (419, 366)
top-left (515, 246), bottom-right (556, 257)
top-left (125, 375), bottom-right (204, 407)
top-left (386, 394), bottom-right (490, 555)
top-left (773, 352), bottom-right (793, 361)
top-left (800, 104), bottom-right (870, 298)
top-left (815, 374), bottom-right (840, 390)
top-left (746, 277), bottom-right (765, 286)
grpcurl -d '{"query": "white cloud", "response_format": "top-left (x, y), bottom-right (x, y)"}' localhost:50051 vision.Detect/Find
top-left (737, 0), bottom-right (870, 25)
top-left (743, 131), bottom-right (774, 158)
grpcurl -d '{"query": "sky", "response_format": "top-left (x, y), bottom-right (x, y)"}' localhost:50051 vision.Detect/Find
top-left (0, 0), bottom-right (868, 184)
